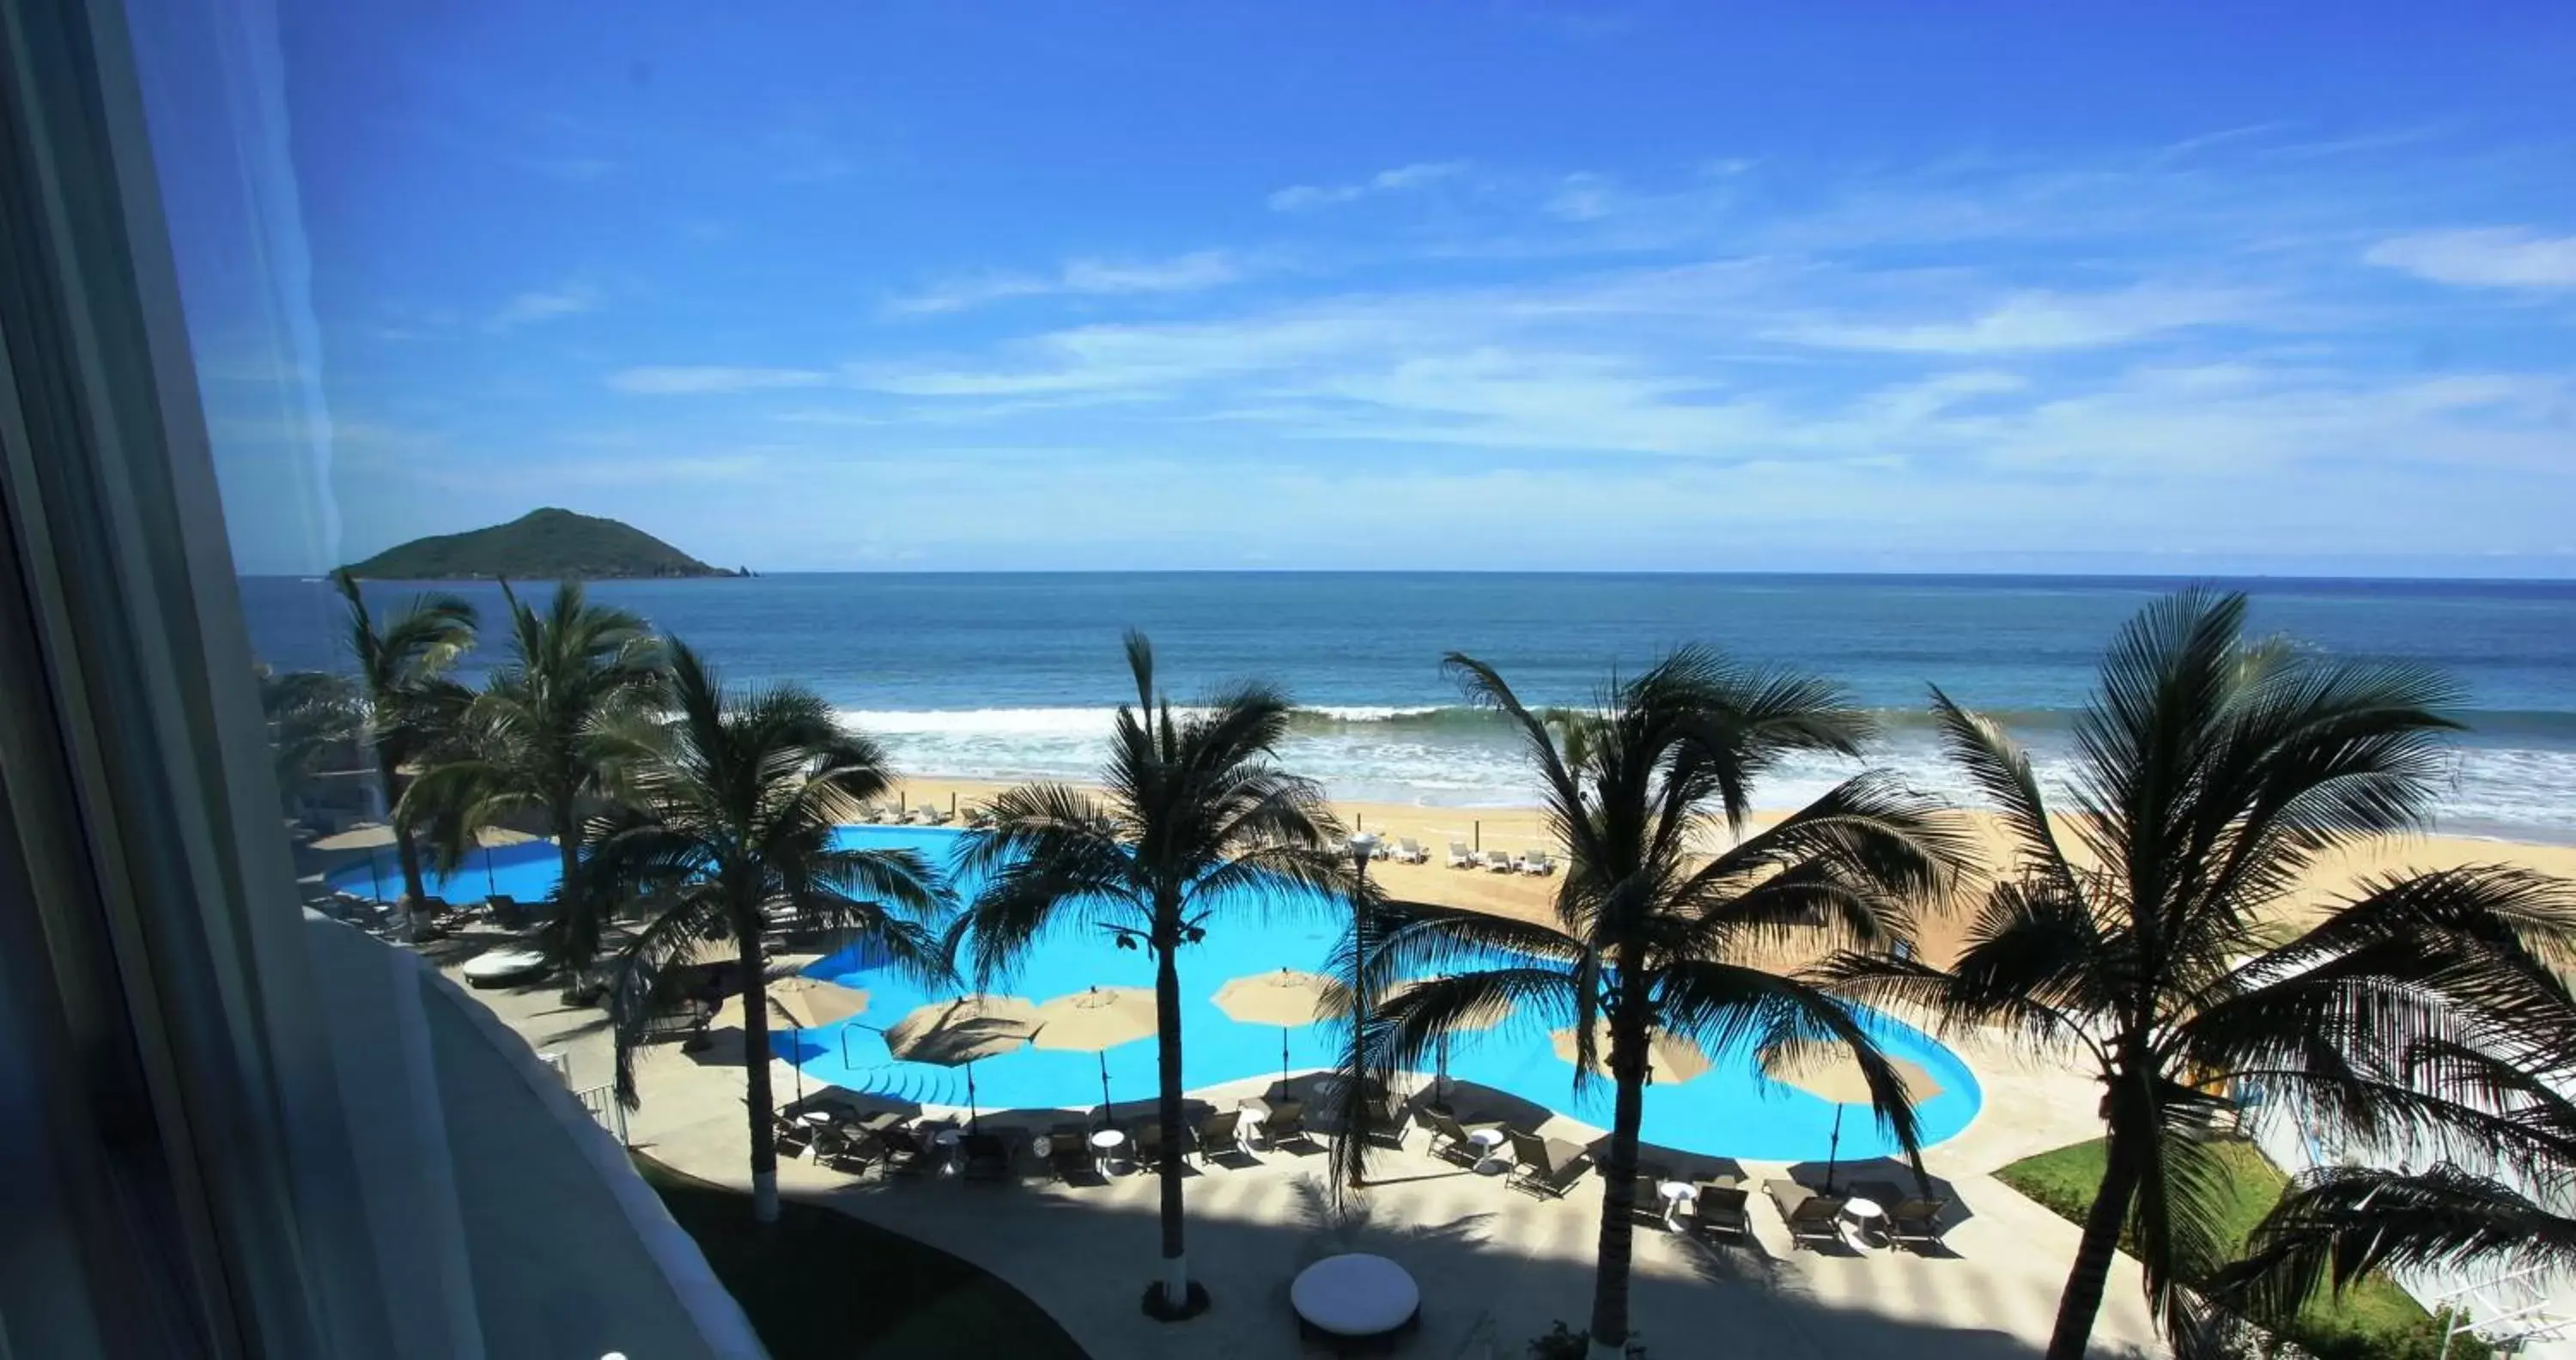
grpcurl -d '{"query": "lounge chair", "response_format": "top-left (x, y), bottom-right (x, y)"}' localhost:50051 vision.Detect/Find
top-left (818, 1128), bottom-right (883, 1175)
top-left (482, 893), bottom-right (532, 929)
top-left (1129, 1119), bottom-right (1167, 1168)
top-left (965, 807), bottom-right (995, 829)
top-left (1506, 1129), bottom-right (1590, 1199)
top-left (1393, 837), bottom-right (1429, 864)
top-left (1447, 841), bottom-right (1476, 869)
top-left (1518, 850), bottom-right (1555, 877)
top-left (1483, 850), bottom-right (1515, 873)
top-left (876, 1127), bottom-right (932, 1177)
top-left (1692, 1186), bottom-right (1753, 1243)
top-left (1194, 1108), bottom-right (1246, 1163)
top-left (1765, 1179), bottom-right (1846, 1249)
top-left (1424, 1109), bottom-right (1507, 1167)
top-left (1631, 1173), bottom-right (1672, 1227)
top-left (1045, 1122), bottom-right (1092, 1181)
top-left (1261, 1102), bottom-right (1315, 1151)
top-left (1365, 1090), bottom-right (1412, 1147)
top-left (1886, 1195), bottom-right (1951, 1251)
top-left (959, 1132), bottom-right (1012, 1181)
top-left (771, 1111), bottom-right (817, 1158)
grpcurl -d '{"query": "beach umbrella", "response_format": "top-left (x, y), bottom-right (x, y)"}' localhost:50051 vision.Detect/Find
top-left (1549, 1018), bottom-right (1713, 1086)
top-left (312, 823), bottom-right (398, 902)
top-left (1212, 968), bottom-right (1332, 1092)
top-left (714, 976), bottom-right (872, 1107)
top-left (471, 825), bottom-right (537, 896)
top-left (1388, 974), bottom-right (1509, 1107)
top-left (1759, 1046), bottom-right (1943, 1193)
top-left (1030, 985), bottom-right (1157, 1119)
top-left (884, 996), bottom-right (1041, 1131)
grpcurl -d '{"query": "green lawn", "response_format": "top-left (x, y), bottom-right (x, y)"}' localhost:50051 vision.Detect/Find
top-left (635, 1155), bottom-right (1091, 1360)
top-left (1995, 1138), bottom-right (2478, 1360)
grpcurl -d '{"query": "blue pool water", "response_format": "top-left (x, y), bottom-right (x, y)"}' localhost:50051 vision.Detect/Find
top-left (344, 826), bottom-right (1984, 1161)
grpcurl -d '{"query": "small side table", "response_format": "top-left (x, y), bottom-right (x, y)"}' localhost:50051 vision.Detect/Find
top-left (1467, 1127), bottom-right (1509, 1174)
top-left (1840, 1195), bottom-right (1888, 1247)
top-left (1656, 1181), bottom-right (1698, 1230)
top-left (1090, 1127), bottom-right (1127, 1175)
top-left (933, 1126), bottom-right (963, 1175)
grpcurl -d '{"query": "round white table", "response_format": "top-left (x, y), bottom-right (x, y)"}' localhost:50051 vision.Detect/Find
top-left (1090, 1128), bottom-right (1127, 1175)
top-left (459, 948), bottom-right (550, 988)
top-left (1657, 1181), bottom-right (1698, 1229)
top-left (1466, 1127), bottom-right (1509, 1174)
top-left (1291, 1252), bottom-right (1421, 1344)
top-left (1841, 1195), bottom-right (1888, 1246)
top-left (933, 1127), bottom-right (963, 1175)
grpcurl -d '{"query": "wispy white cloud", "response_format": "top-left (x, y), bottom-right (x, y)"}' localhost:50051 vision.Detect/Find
top-left (1773, 286), bottom-right (2258, 354)
top-left (610, 366), bottom-right (832, 394)
top-left (885, 250), bottom-right (1248, 316)
top-left (1267, 161), bottom-right (1466, 211)
top-left (2366, 227), bottom-right (2576, 290)
top-left (488, 283), bottom-right (598, 331)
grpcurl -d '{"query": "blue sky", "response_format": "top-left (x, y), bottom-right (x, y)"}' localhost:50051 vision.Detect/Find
top-left (145, 2), bottom-right (2576, 574)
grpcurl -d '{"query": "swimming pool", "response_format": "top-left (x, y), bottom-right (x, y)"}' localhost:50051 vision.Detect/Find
top-left (345, 825), bottom-right (1983, 1161)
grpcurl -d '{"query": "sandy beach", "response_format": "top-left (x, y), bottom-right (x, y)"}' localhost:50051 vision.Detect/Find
top-left (886, 774), bottom-right (2576, 971)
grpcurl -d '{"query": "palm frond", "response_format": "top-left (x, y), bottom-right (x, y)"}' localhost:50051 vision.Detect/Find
top-left (605, 886), bottom-right (728, 1106)
top-left (2212, 1164), bottom-right (2576, 1327)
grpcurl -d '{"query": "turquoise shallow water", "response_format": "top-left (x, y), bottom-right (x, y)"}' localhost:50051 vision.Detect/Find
top-left (353, 826), bottom-right (1983, 1161)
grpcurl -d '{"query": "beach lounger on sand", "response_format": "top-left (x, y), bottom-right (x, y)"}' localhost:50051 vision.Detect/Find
top-left (1483, 850), bottom-right (1515, 873)
top-left (1393, 837), bottom-right (1429, 864)
top-left (1517, 850), bottom-right (1555, 876)
top-left (1765, 1179), bottom-right (1847, 1249)
top-left (1447, 841), bottom-right (1476, 869)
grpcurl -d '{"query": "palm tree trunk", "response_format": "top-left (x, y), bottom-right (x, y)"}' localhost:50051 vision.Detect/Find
top-left (381, 756), bottom-right (432, 938)
top-left (1585, 1056), bottom-right (1649, 1357)
top-left (1152, 923), bottom-right (1192, 1308)
top-left (549, 805), bottom-right (596, 1002)
top-left (737, 917), bottom-right (781, 1225)
top-left (2045, 1126), bottom-right (2142, 1360)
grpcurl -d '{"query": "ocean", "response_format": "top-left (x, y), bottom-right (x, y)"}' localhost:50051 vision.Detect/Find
top-left (237, 573), bottom-right (2576, 844)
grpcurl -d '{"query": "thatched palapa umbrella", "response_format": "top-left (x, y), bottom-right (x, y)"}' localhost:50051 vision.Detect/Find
top-left (1549, 1018), bottom-right (1713, 1085)
top-left (1760, 1045), bottom-right (1942, 1193)
top-left (1212, 968), bottom-right (1331, 1092)
top-left (1030, 985), bottom-right (1157, 1117)
top-left (885, 996), bottom-right (1041, 1131)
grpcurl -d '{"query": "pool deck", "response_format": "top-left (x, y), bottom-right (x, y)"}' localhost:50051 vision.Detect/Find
top-left (440, 930), bottom-right (2166, 1359)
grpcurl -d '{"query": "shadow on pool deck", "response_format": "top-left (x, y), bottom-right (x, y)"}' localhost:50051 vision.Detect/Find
top-left (621, 1065), bottom-right (2169, 1360)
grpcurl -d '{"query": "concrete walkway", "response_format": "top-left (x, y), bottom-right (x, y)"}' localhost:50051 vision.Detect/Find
top-left (443, 936), bottom-right (2165, 1360)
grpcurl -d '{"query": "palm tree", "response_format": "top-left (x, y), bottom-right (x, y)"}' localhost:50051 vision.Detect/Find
top-left (593, 642), bottom-right (951, 1222)
top-left (1367, 649), bottom-right (1967, 1359)
top-left (1824, 588), bottom-right (2576, 1360)
top-left (407, 580), bottom-right (665, 978)
top-left (256, 663), bottom-right (360, 817)
top-left (953, 632), bottom-right (1351, 1317)
top-left (2215, 1155), bottom-right (2576, 1351)
top-left (331, 568), bottom-right (476, 936)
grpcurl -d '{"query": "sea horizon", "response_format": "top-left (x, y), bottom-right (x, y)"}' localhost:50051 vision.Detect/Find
top-left (241, 571), bottom-right (2576, 846)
